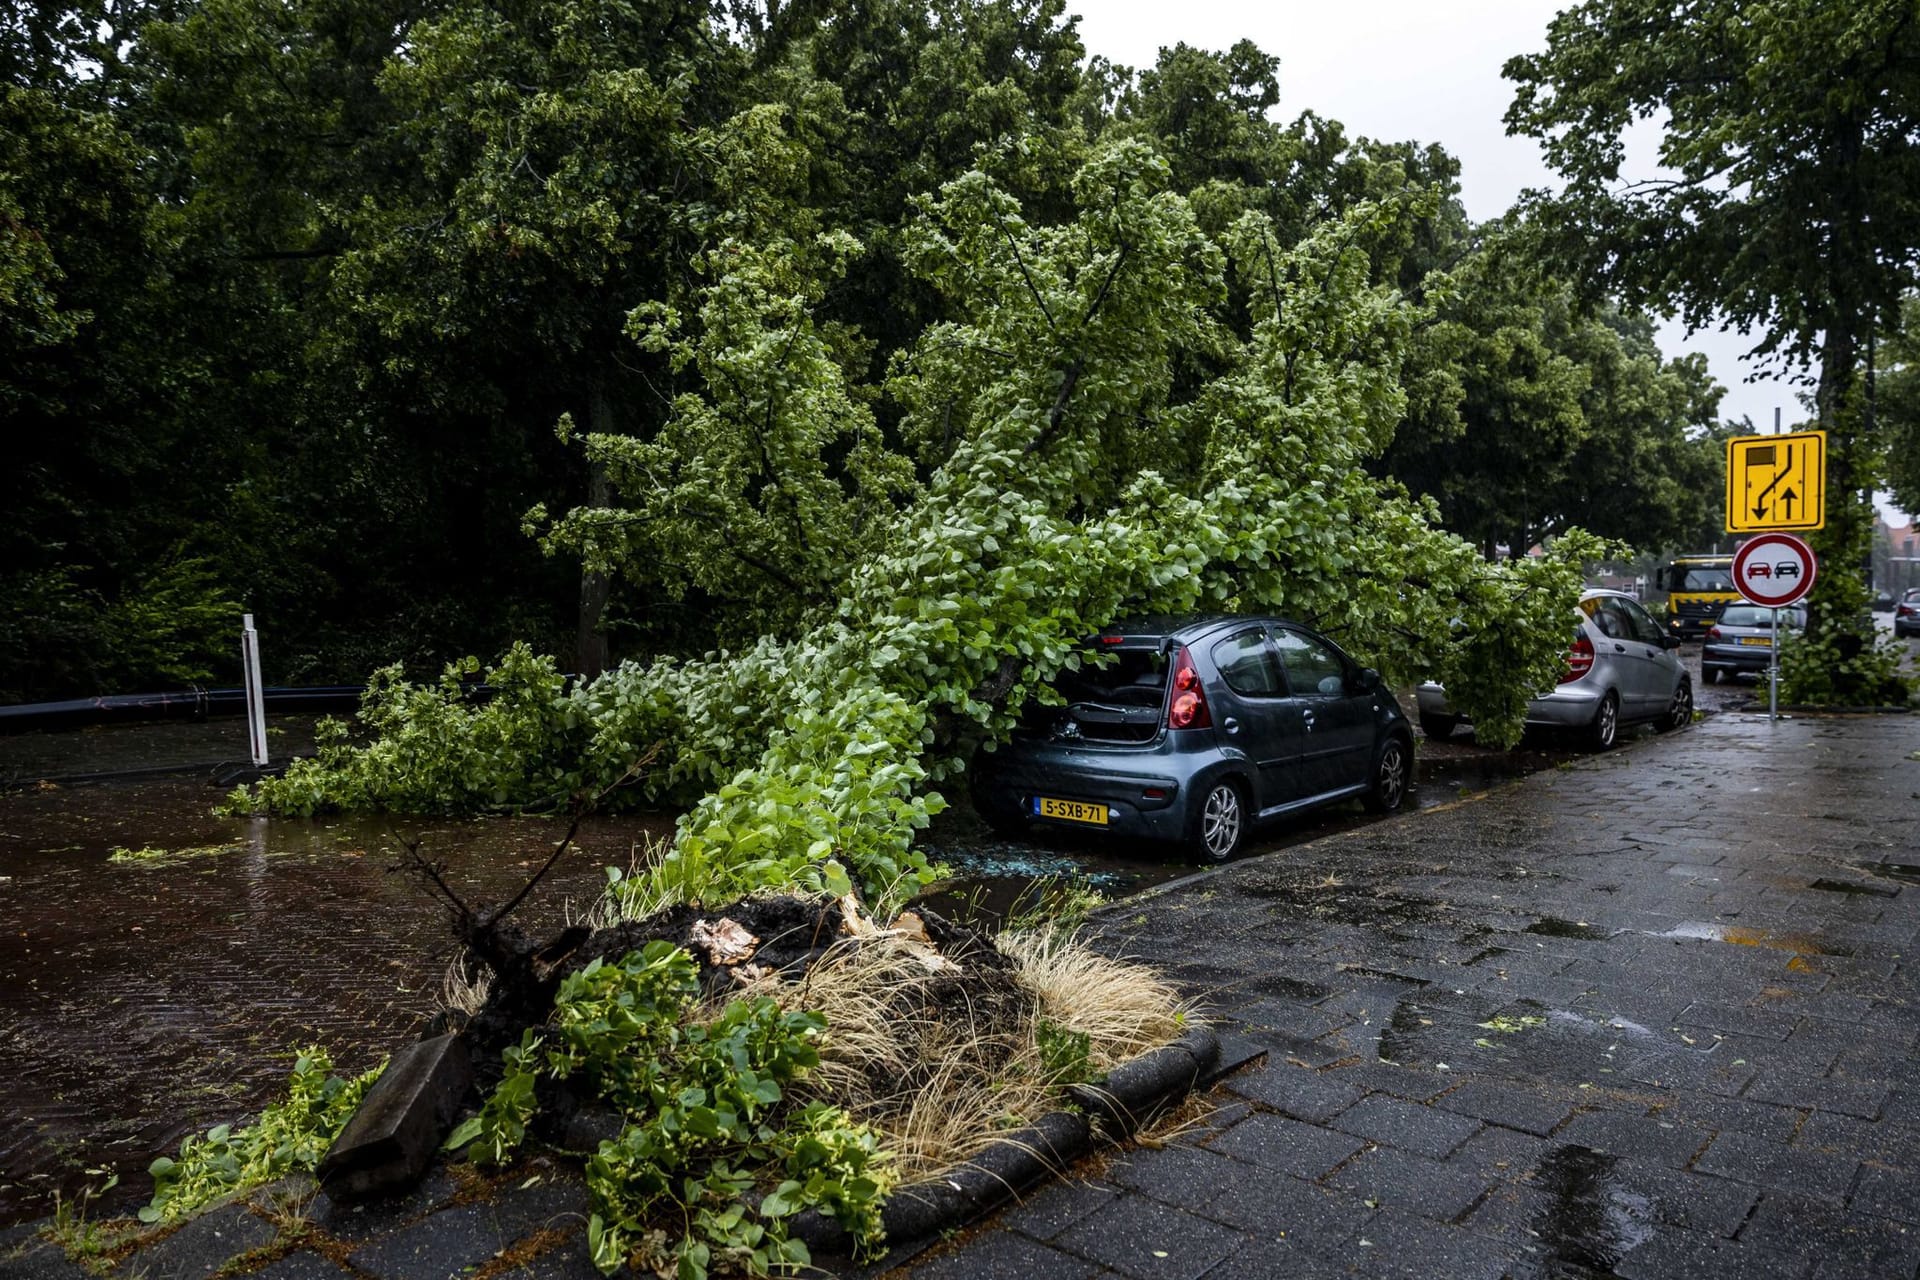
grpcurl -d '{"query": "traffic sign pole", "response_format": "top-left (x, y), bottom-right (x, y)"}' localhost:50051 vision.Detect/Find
top-left (1769, 606), bottom-right (1779, 723)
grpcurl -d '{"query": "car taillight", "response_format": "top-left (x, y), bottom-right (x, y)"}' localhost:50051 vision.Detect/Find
top-left (1708, 625), bottom-right (1722, 640)
top-left (1901, 604), bottom-right (1916, 618)
top-left (1167, 647), bottom-right (1212, 729)
top-left (1566, 633), bottom-right (1595, 682)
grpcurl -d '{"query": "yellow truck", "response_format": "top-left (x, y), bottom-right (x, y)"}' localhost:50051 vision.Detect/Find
top-left (1655, 555), bottom-right (1738, 639)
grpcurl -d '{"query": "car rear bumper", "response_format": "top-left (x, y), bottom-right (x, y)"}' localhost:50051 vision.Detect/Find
top-left (1702, 642), bottom-right (1775, 673)
top-left (970, 739), bottom-right (1198, 842)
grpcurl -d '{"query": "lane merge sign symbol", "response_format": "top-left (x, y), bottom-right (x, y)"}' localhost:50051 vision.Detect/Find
top-left (1726, 430), bottom-right (1825, 532)
top-left (1733, 532), bottom-right (1818, 608)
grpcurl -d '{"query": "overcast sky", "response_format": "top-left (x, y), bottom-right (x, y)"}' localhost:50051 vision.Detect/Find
top-left (1075, 0), bottom-right (1908, 521)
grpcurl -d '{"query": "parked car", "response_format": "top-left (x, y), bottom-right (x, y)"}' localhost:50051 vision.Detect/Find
top-left (968, 616), bottom-right (1414, 862)
top-left (1416, 590), bottom-right (1692, 751)
top-left (1898, 589), bottom-right (1920, 639)
top-left (1701, 603), bottom-right (1804, 684)
top-left (1873, 591), bottom-right (1896, 612)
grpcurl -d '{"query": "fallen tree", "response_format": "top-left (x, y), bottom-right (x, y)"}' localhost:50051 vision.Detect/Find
top-left (234, 140), bottom-right (1597, 914)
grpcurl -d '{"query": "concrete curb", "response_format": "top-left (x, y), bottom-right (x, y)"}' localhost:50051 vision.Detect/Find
top-left (1732, 702), bottom-right (1913, 714)
top-left (792, 1025), bottom-right (1221, 1268)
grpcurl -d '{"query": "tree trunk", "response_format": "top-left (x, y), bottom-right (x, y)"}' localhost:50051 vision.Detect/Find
top-left (1802, 297), bottom-right (1874, 688)
top-left (575, 378), bottom-right (614, 680)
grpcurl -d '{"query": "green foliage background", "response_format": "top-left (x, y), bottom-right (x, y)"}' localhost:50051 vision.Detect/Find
top-left (5, 0), bottom-right (1734, 705)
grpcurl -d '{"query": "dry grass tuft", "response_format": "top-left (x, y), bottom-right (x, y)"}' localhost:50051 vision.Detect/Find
top-left (761, 923), bottom-right (1193, 1182)
top-left (997, 927), bottom-right (1194, 1071)
top-left (766, 932), bottom-right (1046, 1180)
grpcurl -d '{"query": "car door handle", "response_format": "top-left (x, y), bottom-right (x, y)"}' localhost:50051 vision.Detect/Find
top-left (1613, 643), bottom-right (1626, 651)
top-left (1222, 716), bottom-right (1240, 734)
top-left (1302, 711), bottom-right (1316, 731)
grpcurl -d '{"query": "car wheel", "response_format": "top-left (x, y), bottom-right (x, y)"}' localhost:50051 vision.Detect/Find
top-left (1188, 778), bottom-right (1247, 863)
top-left (1418, 714), bottom-right (1456, 742)
top-left (1362, 734), bottom-right (1412, 813)
top-left (1654, 680), bottom-right (1692, 734)
top-left (1586, 691), bottom-right (1619, 752)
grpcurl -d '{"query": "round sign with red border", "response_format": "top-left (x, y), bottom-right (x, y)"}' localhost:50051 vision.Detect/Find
top-left (1733, 533), bottom-right (1818, 607)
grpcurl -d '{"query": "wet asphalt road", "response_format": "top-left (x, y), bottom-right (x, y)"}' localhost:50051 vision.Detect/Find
top-left (908, 708), bottom-right (1920, 1280)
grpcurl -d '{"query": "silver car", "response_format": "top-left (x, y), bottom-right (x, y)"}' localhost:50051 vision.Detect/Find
top-left (1702, 603), bottom-right (1804, 684)
top-left (1417, 590), bottom-right (1692, 750)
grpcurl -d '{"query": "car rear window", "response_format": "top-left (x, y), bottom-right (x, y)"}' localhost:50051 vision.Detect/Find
top-left (1211, 629), bottom-right (1282, 696)
top-left (1017, 647), bottom-right (1168, 742)
top-left (1719, 605), bottom-right (1803, 627)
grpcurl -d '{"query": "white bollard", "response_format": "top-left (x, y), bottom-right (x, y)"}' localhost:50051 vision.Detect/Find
top-left (241, 613), bottom-right (268, 767)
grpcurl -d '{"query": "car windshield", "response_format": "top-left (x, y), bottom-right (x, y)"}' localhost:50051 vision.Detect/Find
top-left (1677, 567), bottom-right (1734, 592)
top-left (1719, 605), bottom-right (1802, 628)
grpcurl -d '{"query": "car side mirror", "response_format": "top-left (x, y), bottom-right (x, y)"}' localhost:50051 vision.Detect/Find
top-left (1355, 667), bottom-right (1383, 691)
top-left (1662, 635), bottom-right (1681, 650)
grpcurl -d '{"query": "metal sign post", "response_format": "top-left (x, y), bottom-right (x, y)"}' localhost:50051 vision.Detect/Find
top-left (241, 613), bottom-right (268, 767)
top-left (1769, 606), bottom-right (1779, 723)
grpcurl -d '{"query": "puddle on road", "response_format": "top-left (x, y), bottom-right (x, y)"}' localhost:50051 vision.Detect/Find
top-left (1807, 877), bottom-right (1898, 899)
top-left (1525, 916), bottom-right (1617, 942)
top-left (1528, 1144), bottom-right (1654, 1275)
top-left (1646, 921), bottom-right (1854, 957)
top-left (1860, 861), bottom-right (1920, 886)
top-left (1244, 885), bottom-right (1447, 928)
top-left (0, 778), bottom-right (672, 1228)
top-left (1380, 989), bottom-right (1702, 1079)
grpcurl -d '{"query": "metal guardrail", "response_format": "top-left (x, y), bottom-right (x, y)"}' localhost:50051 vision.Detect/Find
top-left (0, 686), bottom-right (367, 734)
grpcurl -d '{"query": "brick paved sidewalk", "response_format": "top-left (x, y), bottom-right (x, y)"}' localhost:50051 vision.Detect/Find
top-left (903, 712), bottom-right (1920, 1280)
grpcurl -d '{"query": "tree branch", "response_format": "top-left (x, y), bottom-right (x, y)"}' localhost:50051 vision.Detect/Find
top-left (991, 207), bottom-right (1056, 331)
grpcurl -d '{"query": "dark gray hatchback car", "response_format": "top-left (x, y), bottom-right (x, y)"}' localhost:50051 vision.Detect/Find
top-left (969, 616), bottom-right (1414, 861)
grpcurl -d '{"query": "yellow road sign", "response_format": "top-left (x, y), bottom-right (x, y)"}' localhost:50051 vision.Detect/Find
top-left (1726, 430), bottom-right (1825, 532)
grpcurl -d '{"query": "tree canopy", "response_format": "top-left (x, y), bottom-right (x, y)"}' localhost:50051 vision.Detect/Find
top-left (3, 0), bottom-right (1736, 716)
top-left (1506, 0), bottom-right (1920, 700)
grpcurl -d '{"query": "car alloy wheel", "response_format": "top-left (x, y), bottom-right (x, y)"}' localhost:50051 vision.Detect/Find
top-left (1587, 692), bottom-right (1618, 752)
top-left (1196, 781), bottom-right (1245, 862)
top-left (1363, 736), bottom-right (1409, 813)
top-left (1657, 680), bottom-right (1692, 733)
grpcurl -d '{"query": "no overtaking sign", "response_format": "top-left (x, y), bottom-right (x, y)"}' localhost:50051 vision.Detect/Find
top-left (1734, 532), bottom-right (1817, 608)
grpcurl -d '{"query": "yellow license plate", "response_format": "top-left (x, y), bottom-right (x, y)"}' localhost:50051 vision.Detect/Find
top-left (1035, 797), bottom-right (1109, 825)
top-left (1739, 636), bottom-right (1771, 646)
